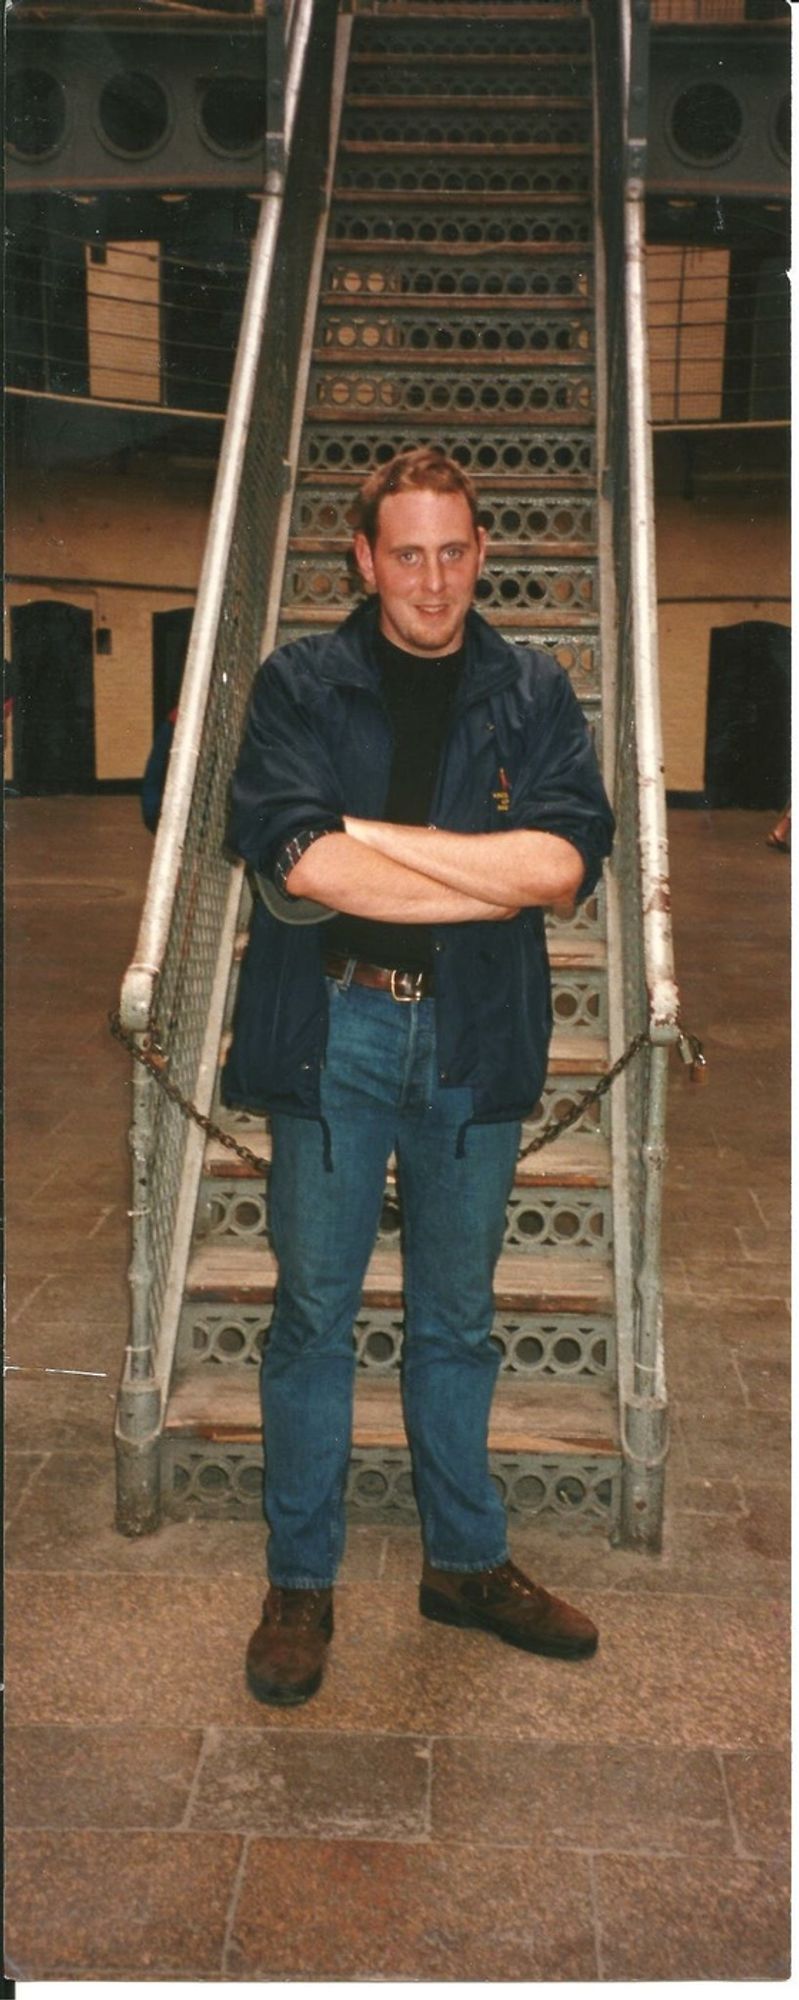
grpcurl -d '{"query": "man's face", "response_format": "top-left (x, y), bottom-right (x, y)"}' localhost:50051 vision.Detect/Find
top-left (353, 487), bottom-right (486, 657)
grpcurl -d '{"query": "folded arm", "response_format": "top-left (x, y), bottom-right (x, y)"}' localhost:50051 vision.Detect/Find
top-left (286, 828), bottom-right (519, 922)
top-left (341, 817), bottom-right (585, 908)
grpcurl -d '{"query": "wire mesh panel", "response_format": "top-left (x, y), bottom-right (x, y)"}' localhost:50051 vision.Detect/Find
top-left (161, 1436), bottom-right (621, 1529)
top-left (116, 3), bottom-right (339, 1527)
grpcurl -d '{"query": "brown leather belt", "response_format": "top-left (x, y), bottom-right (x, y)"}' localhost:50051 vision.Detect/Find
top-left (324, 952), bottom-right (434, 1002)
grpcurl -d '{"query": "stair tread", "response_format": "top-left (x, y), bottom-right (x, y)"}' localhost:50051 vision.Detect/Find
top-left (325, 236), bottom-right (591, 254)
top-left (307, 413), bottom-right (593, 429)
top-left (300, 468), bottom-right (595, 490)
top-left (349, 90), bottom-right (587, 107)
top-left (186, 1241), bottom-right (613, 1314)
top-left (346, 98), bottom-right (589, 117)
top-left (203, 1125), bottom-right (610, 1186)
top-left (338, 142), bottom-right (590, 157)
top-left (290, 539), bottom-right (595, 560)
top-left (318, 293), bottom-right (592, 315)
top-left (166, 1366), bottom-right (619, 1456)
top-left (333, 175), bottom-right (591, 190)
top-left (312, 350), bottom-right (592, 371)
top-left (278, 605), bottom-right (598, 630)
top-left (352, 7), bottom-right (588, 22)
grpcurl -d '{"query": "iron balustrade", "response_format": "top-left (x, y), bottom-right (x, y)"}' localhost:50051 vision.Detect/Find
top-left (115, 0), bottom-right (343, 1531)
top-left (591, 0), bottom-right (680, 1545)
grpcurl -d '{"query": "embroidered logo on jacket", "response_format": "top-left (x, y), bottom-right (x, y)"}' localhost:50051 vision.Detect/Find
top-left (492, 766), bottom-right (511, 813)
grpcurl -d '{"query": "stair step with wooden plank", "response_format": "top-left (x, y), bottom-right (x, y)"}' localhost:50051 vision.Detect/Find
top-left (351, 6), bottom-right (587, 20)
top-left (311, 349), bottom-right (592, 372)
top-left (185, 1240), bottom-right (613, 1316)
top-left (165, 1365), bottom-right (619, 1458)
top-left (161, 1368), bottom-right (621, 1528)
top-left (201, 1127), bottom-right (611, 1206)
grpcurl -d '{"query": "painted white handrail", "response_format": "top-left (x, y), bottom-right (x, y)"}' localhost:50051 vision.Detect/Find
top-left (120, 0), bottom-right (315, 1036)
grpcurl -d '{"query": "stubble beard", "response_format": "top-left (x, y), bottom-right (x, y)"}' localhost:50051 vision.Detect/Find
top-left (383, 601), bottom-right (468, 658)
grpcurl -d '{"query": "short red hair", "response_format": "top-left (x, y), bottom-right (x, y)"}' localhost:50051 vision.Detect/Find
top-left (352, 447), bottom-right (480, 549)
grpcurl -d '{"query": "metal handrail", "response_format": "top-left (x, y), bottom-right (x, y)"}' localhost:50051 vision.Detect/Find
top-left (625, 187), bottom-right (681, 1037)
top-left (120, 0), bottom-right (314, 1038)
top-left (621, 0), bottom-right (680, 1040)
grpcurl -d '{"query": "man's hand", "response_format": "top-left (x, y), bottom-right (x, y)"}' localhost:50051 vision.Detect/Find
top-left (343, 817), bottom-right (584, 909)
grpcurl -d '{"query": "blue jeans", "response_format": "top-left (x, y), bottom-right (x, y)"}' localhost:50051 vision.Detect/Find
top-left (262, 974), bottom-right (521, 1588)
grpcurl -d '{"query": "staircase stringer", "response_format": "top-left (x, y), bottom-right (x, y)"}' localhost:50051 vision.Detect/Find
top-left (114, 0), bottom-right (344, 1534)
top-left (589, 0), bottom-right (680, 1550)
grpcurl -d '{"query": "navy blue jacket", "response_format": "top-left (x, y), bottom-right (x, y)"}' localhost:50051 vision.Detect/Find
top-left (222, 598), bottom-right (614, 1131)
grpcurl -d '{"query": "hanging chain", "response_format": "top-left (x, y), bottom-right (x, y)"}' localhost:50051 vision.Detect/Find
top-left (518, 1023), bottom-right (706, 1159)
top-left (109, 1010), bottom-right (272, 1175)
top-left (109, 1007), bottom-right (706, 1177)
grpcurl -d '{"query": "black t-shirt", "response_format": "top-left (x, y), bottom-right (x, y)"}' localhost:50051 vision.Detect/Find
top-left (325, 628), bottom-right (464, 974)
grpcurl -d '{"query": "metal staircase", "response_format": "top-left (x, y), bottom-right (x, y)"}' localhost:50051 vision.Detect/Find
top-left (115, 0), bottom-right (680, 1550)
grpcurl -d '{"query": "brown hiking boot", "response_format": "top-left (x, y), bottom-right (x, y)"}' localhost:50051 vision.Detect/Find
top-left (245, 1585), bottom-right (334, 1706)
top-left (419, 1558), bottom-right (598, 1661)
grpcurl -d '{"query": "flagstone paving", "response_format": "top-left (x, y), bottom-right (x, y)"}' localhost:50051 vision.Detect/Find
top-left (4, 799), bottom-right (790, 1982)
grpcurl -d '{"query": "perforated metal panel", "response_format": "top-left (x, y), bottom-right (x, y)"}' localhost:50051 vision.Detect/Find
top-left (316, 304), bottom-right (594, 358)
top-left (323, 253), bottom-right (592, 301)
top-left (192, 1173), bottom-right (612, 1256)
top-left (302, 423), bottom-right (595, 474)
top-left (350, 21), bottom-right (587, 61)
top-left (176, 1298), bottom-right (615, 1378)
top-left (308, 363), bottom-right (594, 422)
top-left (292, 480), bottom-right (597, 541)
top-left (335, 159), bottom-right (592, 199)
top-left (340, 104), bottom-right (591, 148)
top-left (161, 1435), bottom-right (621, 1529)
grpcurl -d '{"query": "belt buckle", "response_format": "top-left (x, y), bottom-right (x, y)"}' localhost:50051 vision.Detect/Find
top-left (390, 967), bottom-right (423, 1003)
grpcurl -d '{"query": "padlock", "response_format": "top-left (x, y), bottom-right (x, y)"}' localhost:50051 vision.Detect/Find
top-left (678, 1032), bottom-right (707, 1085)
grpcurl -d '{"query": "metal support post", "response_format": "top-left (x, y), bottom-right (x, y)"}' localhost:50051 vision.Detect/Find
top-left (266, 0), bottom-right (286, 191)
top-left (621, 1041), bottom-right (670, 1549)
top-left (626, 0), bottom-right (650, 181)
top-left (114, 1059), bottom-right (163, 1535)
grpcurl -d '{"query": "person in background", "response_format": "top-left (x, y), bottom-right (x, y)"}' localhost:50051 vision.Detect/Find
top-left (141, 706), bottom-right (178, 833)
top-left (766, 803), bottom-right (790, 853)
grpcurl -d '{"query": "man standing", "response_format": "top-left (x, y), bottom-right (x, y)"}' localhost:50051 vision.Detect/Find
top-left (224, 446), bottom-right (614, 1706)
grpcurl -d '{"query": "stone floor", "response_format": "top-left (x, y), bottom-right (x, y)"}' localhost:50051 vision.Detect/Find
top-left (4, 797), bottom-right (790, 1984)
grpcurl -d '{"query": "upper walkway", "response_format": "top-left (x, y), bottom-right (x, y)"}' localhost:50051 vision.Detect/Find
top-left (4, 794), bottom-right (789, 1982)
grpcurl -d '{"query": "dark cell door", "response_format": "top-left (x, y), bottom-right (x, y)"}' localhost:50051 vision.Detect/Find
top-left (152, 606), bottom-right (193, 731)
top-left (11, 600), bottom-right (95, 794)
top-left (704, 620), bottom-right (791, 809)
